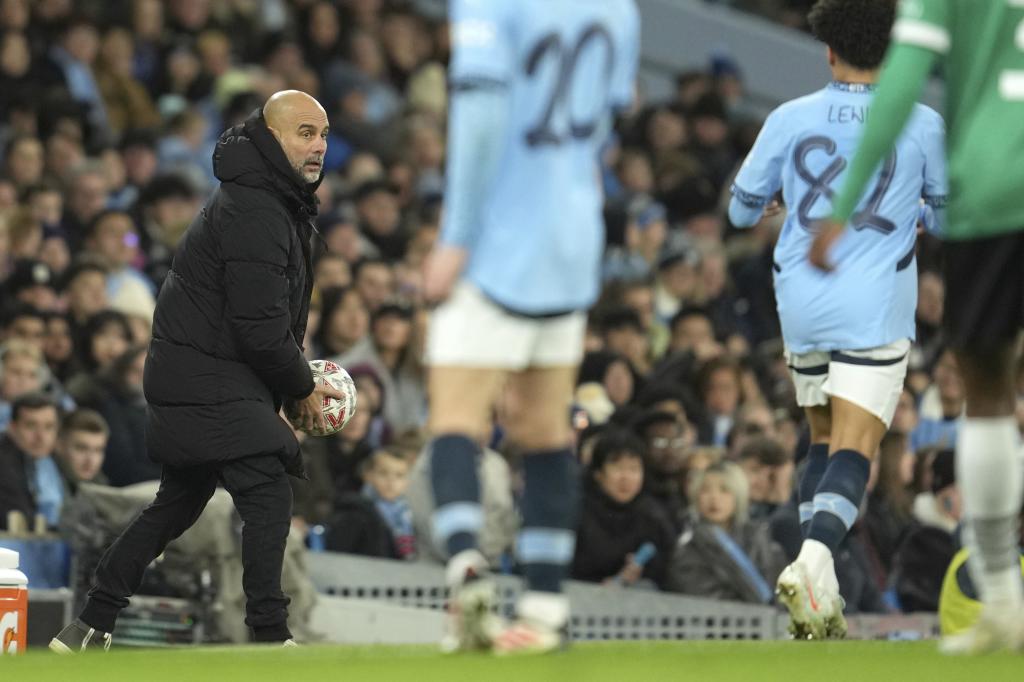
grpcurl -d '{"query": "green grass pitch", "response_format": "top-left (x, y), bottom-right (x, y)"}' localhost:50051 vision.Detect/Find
top-left (3, 641), bottom-right (1022, 682)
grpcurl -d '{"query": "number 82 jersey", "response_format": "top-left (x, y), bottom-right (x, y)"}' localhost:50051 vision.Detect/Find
top-left (446, 0), bottom-right (640, 315)
top-left (731, 82), bottom-right (946, 353)
top-left (893, 0), bottom-right (1024, 239)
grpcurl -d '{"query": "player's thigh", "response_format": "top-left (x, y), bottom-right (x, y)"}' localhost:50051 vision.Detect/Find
top-left (427, 365), bottom-right (508, 441)
top-left (825, 339), bottom-right (910, 456)
top-left (804, 404), bottom-right (832, 445)
top-left (503, 365), bottom-right (577, 450)
top-left (942, 232), bottom-right (1024, 356)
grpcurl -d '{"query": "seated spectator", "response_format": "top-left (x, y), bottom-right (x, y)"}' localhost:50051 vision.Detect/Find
top-left (601, 306), bottom-right (653, 380)
top-left (334, 300), bottom-right (425, 433)
top-left (864, 431), bottom-right (916, 578)
top-left (82, 210), bottom-right (156, 321)
top-left (667, 461), bottom-right (786, 603)
top-left (696, 356), bottom-right (744, 446)
top-left (292, 402), bottom-right (374, 524)
top-left (62, 257), bottom-right (109, 334)
top-left (633, 409), bottom-right (691, 533)
top-left (311, 286), bottom-right (369, 359)
top-left (71, 345), bottom-right (158, 486)
top-left (43, 312), bottom-right (76, 383)
top-left (912, 350), bottom-right (963, 451)
top-left (893, 449), bottom-right (961, 612)
top-left (0, 339), bottom-right (48, 431)
top-left (363, 449), bottom-right (416, 559)
top-left (2, 303), bottom-right (47, 354)
top-left (571, 430), bottom-right (676, 588)
top-left (321, 449), bottom-right (410, 560)
top-left (348, 364), bottom-right (390, 449)
top-left (55, 408), bottom-right (109, 492)
top-left (0, 392), bottom-right (64, 530)
top-left (737, 436), bottom-right (793, 520)
top-left (4, 259), bottom-right (59, 312)
top-left (578, 351), bottom-right (635, 407)
top-left (65, 310), bottom-right (133, 403)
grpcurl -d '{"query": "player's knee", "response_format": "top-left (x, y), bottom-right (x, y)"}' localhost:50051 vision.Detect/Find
top-left (505, 413), bottom-right (571, 450)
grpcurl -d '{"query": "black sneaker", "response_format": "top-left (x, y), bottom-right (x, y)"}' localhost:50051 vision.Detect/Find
top-left (49, 619), bottom-right (113, 654)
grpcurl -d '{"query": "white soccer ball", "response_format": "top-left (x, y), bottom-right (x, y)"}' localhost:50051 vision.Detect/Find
top-left (302, 359), bottom-right (357, 436)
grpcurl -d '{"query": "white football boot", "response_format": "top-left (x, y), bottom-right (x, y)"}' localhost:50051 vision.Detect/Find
top-left (776, 560), bottom-right (845, 640)
top-left (440, 549), bottom-right (504, 652)
top-left (939, 606), bottom-right (1024, 655)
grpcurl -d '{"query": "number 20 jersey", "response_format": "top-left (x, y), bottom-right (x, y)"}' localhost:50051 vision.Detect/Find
top-left (894, 0), bottom-right (1024, 239)
top-left (447, 0), bottom-right (639, 315)
top-left (731, 83), bottom-right (946, 353)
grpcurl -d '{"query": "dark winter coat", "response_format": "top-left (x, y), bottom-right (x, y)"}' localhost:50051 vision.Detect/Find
top-left (571, 478), bottom-right (677, 588)
top-left (667, 518), bottom-right (787, 603)
top-left (143, 109), bottom-right (318, 472)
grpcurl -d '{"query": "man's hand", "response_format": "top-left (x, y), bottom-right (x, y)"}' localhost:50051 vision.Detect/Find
top-left (809, 219), bottom-right (845, 272)
top-left (290, 380), bottom-right (345, 434)
top-left (761, 200), bottom-right (783, 221)
top-left (423, 244), bottom-right (468, 305)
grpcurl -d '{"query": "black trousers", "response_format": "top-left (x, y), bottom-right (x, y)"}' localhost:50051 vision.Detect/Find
top-left (80, 455), bottom-right (294, 642)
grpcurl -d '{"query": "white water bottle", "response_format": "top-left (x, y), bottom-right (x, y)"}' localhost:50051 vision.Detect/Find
top-left (0, 548), bottom-right (29, 654)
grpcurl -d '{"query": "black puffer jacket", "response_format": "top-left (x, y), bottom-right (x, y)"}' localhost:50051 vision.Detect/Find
top-left (144, 109), bottom-right (318, 472)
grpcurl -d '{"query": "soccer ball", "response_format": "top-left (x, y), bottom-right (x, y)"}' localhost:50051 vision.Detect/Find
top-left (295, 359), bottom-right (357, 436)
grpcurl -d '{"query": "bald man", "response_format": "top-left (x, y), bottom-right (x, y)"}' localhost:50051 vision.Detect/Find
top-left (51, 91), bottom-right (345, 652)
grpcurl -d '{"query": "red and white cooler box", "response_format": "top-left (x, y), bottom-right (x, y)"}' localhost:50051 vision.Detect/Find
top-left (0, 548), bottom-right (28, 654)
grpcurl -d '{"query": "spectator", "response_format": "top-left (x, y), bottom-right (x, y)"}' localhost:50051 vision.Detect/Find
top-left (4, 259), bottom-right (58, 312)
top-left (70, 345), bottom-right (157, 487)
top-left (62, 257), bottom-right (109, 331)
top-left (863, 431), bottom-right (916, 578)
top-left (311, 286), bottom-right (369, 359)
top-left (0, 338), bottom-right (47, 431)
top-left (571, 430), bottom-right (676, 588)
top-left (335, 300), bottom-right (425, 433)
top-left (82, 210), bottom-right (156, 321)
top-left (667, 461), bottom-right (787, 602)
top-left (912, 350), bottom-right (963, 451)
top-left (55, 407), bottom-right (110, 492)
top-left (578, 351), bottom-right (635, 408)
top-left (0, 392), bottom-right (64, 529)
top-left (363, 449), bottom-right (416, 559)
top-left (352, 257), bottom-right (395, 313)
top-left (894, 449), bottom-right (961, 612)
top-left (633, 409), bottom-right (691, 533)
top-left (697, 356), bottom-right (744, 446)
top-left (737, 436), bottom-right (794, 520)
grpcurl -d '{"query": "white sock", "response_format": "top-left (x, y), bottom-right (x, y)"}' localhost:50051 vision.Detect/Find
top-left (796, 539), bottom-right (833, 583)
top-left (956, 417), bottom-right (1024, 609)
top-left (517, 591), bottom-right (569, 630)
top-left (445, 549), bottom-right (488, 588)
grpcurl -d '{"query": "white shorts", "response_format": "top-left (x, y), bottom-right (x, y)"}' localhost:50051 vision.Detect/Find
top-left (425, 282), bottom-right (586, 370)
top-left (786, 338), bottom-right (911, 427)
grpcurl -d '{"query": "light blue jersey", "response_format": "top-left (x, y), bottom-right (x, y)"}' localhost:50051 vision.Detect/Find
top-left (442, 0), bottom-right (640, 315)
top-left (730, 82), bottom-right (947, 353)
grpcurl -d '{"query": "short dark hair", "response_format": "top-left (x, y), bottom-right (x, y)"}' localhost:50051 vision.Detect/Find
top-left (808, 0), bottom-right (896, 71)
top-left (669, 306), bottom-right (712, 332)
top-left (589, 428), bottom-right (647, 473)
top-left (11, 392), bottom-right (59, 423)
top-left (2, 303), bottom-right (45, 329)
top-left (84, 209), bottom-right (134, 241)
top-left (61, 255), bottom-right (108, 290)
top-left (631, 409), bottom-right (681, 437)
top-left (737, 436), bottom-right (790, 467)
top-left (61, 408), bottom-right (110, 439)
top-left (600, 306), bottom-right (644, 335)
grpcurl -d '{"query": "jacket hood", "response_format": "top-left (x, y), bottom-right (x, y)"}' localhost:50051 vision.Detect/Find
top-left (212, 108), bottom-right (322, 216)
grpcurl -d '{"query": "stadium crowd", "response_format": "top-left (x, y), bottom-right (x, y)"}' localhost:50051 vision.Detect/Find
top-left (0, 0), bottom-right (1006, 620)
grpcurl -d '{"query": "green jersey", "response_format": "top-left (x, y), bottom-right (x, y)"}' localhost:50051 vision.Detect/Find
top-left (834, 0), bottom-right (1024, 239)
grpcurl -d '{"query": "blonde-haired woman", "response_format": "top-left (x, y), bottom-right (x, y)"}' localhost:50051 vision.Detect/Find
top-left (667, 461), bottom-right (787, 603)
